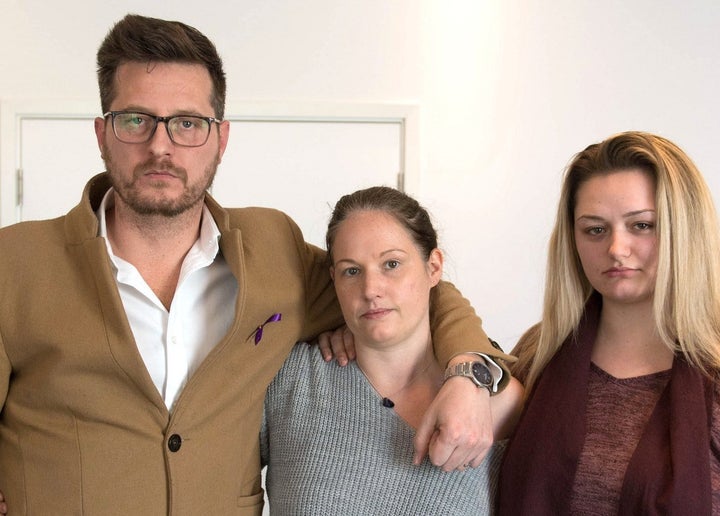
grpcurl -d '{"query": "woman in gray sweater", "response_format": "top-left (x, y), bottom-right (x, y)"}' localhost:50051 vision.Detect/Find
top-left (261, 186), bottom-right (523, 515)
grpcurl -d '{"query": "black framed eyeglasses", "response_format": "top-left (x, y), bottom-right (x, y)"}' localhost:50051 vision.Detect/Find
top-left (103, 111), bottom-right (221, 147)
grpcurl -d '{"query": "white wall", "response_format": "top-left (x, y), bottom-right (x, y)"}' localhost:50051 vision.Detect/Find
top-left (418, 0), bottom-right (720, 348)
top-left (2, 0), bottom-right (719, 350)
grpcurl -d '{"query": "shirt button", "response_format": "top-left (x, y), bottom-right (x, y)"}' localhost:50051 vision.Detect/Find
top-left (168, 434), bottom-right (182, 452)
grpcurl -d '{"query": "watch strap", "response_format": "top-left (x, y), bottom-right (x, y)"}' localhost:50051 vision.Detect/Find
top-left (444, 361), bottom-right (494, 390)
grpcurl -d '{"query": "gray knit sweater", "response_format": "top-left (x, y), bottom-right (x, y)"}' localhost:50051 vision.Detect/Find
top-left (260, 343), bottom-right (505, 515)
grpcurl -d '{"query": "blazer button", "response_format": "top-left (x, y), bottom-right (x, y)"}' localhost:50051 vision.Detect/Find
top-left (168, 434), bottom-right (182, 452)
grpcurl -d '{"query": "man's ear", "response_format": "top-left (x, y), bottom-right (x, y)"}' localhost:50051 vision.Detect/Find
top-left (94, 117), bottom-right (107, 157)
top-left (216, 120), bottom-right (230, 161)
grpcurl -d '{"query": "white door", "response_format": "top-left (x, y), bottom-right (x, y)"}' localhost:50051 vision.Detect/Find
top-left (2, 103), bottom-right (416, 249)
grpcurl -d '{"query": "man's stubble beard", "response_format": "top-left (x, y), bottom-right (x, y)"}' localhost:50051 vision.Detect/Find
top-left (102, 146), bottom-right (220, 218)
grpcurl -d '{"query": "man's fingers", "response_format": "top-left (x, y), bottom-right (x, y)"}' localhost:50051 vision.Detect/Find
top-left (428, 423), bottom-right (490, 471)
top-left (412, 418), bottom-right (435, 465)
top-left (316, 333), bottom-right (334, 361)
top-left (315, 326), bottom-right (356, 365)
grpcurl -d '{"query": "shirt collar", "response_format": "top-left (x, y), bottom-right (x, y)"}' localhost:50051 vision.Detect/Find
top-left (96, 188), bottom-right (221, 263)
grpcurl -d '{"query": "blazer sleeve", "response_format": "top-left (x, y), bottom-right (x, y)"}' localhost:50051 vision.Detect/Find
top-left (508, 322), bottom-right (541, 386)
top-left (283, 214), bottom-right (344, 341)
top-left (429, 281), bottom-right (516, 391)
top-left (0, 330), bottom-right (9, 407)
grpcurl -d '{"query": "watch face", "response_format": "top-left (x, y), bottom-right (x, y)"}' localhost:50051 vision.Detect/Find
top-left (471, 362), bottom-right (493, 386)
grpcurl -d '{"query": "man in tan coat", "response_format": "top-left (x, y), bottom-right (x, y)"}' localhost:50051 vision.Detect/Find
top-left (0, 14), bottom-right (513, 515)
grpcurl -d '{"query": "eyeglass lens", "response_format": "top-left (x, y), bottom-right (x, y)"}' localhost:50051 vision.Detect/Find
top-left (112, 112), bottom-right (211, 147)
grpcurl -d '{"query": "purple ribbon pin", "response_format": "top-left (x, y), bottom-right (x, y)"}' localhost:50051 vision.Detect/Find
top-left (253, 313), bottom-right (282, 345)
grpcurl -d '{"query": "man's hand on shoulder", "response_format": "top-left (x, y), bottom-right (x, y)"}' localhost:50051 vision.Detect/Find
top-left (316, 325), bottom-right (356, 366)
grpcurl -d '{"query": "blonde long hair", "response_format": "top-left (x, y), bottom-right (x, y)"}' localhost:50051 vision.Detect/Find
top-left (521, 131), bottom-right (720, 392)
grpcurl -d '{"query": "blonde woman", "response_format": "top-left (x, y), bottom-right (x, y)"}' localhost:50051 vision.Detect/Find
top-left (499, 131), bottom-right (720, 514)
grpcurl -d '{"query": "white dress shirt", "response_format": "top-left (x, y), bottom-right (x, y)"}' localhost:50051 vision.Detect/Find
top-left (97, 189), bottom-right (238, 410)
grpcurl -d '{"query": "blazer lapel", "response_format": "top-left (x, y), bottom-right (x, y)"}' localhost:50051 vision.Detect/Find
top-left (82, 237), bottom-right (169, 417)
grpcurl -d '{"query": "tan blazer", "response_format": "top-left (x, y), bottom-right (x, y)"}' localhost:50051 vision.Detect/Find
top-left (0, 173), bottom-right (510, 515)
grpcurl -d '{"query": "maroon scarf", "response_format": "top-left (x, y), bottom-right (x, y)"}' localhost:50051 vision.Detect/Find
top-left (498, 295), bottom-right (713, 515)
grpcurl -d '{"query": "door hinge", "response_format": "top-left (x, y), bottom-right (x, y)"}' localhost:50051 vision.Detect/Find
top-left (16, 168), bottom-right (23, 208)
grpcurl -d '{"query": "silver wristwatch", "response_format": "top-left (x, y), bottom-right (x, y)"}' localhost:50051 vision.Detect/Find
top-left (444, 361), bottom-right (494, 390)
